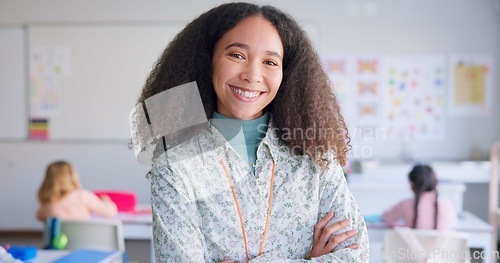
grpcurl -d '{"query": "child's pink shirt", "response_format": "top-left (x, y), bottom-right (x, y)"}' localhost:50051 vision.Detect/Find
top-left (36, 189), bottom-right (118, 222)
top-left (382, 192), bottom-right (457, 230)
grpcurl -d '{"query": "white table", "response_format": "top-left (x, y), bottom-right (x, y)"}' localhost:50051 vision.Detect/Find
top-left (116, 204), bottom-right (152, 240)
top-left (367, 211), bottom-right (494, 263)
top-left (116, 205), bottom-right (154, 263)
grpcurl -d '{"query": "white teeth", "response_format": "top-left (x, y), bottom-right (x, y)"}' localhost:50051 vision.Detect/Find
top-left (231, 86), bottom-right (261, 98)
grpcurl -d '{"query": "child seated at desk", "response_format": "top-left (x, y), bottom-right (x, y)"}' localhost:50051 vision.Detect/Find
top-left (382, 164), bottom-right (457, 230)
top-left (36, 160), bottom-right (118, 222)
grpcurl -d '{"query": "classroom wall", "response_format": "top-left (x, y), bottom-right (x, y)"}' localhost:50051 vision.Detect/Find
top-left (2, 0), bottom-right (498, 159)
top-left (0, 0), bottom-right (499, 230)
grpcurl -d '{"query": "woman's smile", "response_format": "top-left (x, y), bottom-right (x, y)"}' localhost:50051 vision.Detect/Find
top-left (228, 84), bottom-right (264, 102)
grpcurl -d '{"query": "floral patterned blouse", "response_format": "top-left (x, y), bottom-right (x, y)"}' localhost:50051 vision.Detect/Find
top-left (150, 119), bottom-right (369, 262)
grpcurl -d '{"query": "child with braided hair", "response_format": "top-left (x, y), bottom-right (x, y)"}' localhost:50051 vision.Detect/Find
top-left (382, 164), bottom-right (457, 230)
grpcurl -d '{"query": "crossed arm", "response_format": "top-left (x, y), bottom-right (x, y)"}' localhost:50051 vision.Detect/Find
top-left (151, 161), bottom-right (369, 262)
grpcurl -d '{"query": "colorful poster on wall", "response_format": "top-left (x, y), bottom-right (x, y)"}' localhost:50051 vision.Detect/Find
top-left (29, 47), bottom-right (71, 139)
top-left (29, 47), bottom-right (71, 117)
top-left (323, 55), bottom-right (447, 142)
top-left (30, 47), bottom-right (71, 78)
top-left (381, 56), bottom-right (446, 141)
top-left (322, 55), bottom-right (356, 127)
top-left (322, 55), bottom-right (383, 140)
top-left (30, 76), bottom-right (61, 118)
top-left (449, 55), bottom-right (494, 116)
top-left (354, 56), bottom-right (381, 126)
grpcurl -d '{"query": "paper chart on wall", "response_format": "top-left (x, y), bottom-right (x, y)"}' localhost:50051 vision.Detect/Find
top-left (381, 56), bottom-right (446, 141)
top-left (322, 55), bottom-right (355, 126)
top-left (449, 55), bottom-right (494, 116)
top-left (29, 47), bottom-right (71, 117)
top-left (29, 46), bottom-right (71, 140)
top-left (322, 55), bottom-right (382, 139)
top-left (323, 55), bottom-right (446, 141)
top-left (354, 56), bottom-right (381, 127)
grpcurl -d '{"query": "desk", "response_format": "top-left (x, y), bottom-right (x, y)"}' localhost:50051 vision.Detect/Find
top-left (34, 250), bottom-right (123, 263)
top-left (117, 204), bottom-right (152, 240)
top-left (367, 211), bottom-right (494, 263)
top-left (117, 205), bottom-right (153, 263)
top-left (33, 250), bottom-right (69, 263)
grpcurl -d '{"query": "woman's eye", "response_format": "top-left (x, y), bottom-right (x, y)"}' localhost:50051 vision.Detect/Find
top-left (230, 53), bottom-right (244, 59)
top-left (264, 60), bottom-right (278, 66)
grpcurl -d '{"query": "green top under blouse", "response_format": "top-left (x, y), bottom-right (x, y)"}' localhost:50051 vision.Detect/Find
top-left (211, 112), bottom-right (269, 170)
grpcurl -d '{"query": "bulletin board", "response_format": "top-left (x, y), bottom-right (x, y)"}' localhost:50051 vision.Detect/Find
top-left (28, 23), bottom-right (183, 141)
top-left (0, 26), bottom-right (27, 140)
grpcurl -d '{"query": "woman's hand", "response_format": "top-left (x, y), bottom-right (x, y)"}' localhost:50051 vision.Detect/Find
top-left (308, 212), bottom-right (359, 259)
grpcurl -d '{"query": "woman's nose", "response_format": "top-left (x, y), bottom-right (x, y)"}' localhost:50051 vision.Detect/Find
top-left (240, 62), bottom-right (263, 83)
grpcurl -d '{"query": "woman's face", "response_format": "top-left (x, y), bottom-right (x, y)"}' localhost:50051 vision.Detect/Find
top-left (212, 16), bottom-right (284, 120)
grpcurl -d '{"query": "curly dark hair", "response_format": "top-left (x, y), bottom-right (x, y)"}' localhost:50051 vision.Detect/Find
top-left (138, 2), bottom-right (350, 166)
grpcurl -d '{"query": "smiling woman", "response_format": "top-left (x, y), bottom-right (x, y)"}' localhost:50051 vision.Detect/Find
top-left (211, 16), bottom-right (283, 120)
top-left (134, 2), bottom-right (369, 262)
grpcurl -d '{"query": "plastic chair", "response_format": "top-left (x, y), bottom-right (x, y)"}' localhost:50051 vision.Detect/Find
top-left (383, 227), bottom-right (470, 263)
top-left (45, 218), bottom-right (125, 251)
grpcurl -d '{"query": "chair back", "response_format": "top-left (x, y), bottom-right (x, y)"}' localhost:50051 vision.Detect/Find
top-left (383, 227), bottom-right (470, 263)
top-left (45, 218), bottom-right (125, 251)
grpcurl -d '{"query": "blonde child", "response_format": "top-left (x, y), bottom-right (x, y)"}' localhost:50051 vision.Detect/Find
top-left (36, 160), bottom-right (117, 222)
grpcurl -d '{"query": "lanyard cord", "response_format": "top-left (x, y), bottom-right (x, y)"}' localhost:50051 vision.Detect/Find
top-left (220, 159), bottom-right (276, 261)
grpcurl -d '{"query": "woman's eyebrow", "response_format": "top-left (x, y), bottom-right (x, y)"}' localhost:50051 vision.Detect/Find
top-left (225, 42), bottom-right (282, 60)
top-left (266, 51), bottom-right (282, 60)
top-left (225, 42), bottom-right (248, 50)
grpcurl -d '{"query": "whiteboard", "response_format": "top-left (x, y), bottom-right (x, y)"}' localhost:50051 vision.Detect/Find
top-left (28, 24), bottom-right (183, 141)
top-left (0, 26), bottom-right (27, 139)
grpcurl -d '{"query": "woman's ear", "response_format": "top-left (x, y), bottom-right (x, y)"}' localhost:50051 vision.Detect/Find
top-left (410, 182), bottom-right (415, 193)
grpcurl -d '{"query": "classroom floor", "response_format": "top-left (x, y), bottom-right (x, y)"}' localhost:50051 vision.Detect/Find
top-left (0, 231), bottom-right (150, 263)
